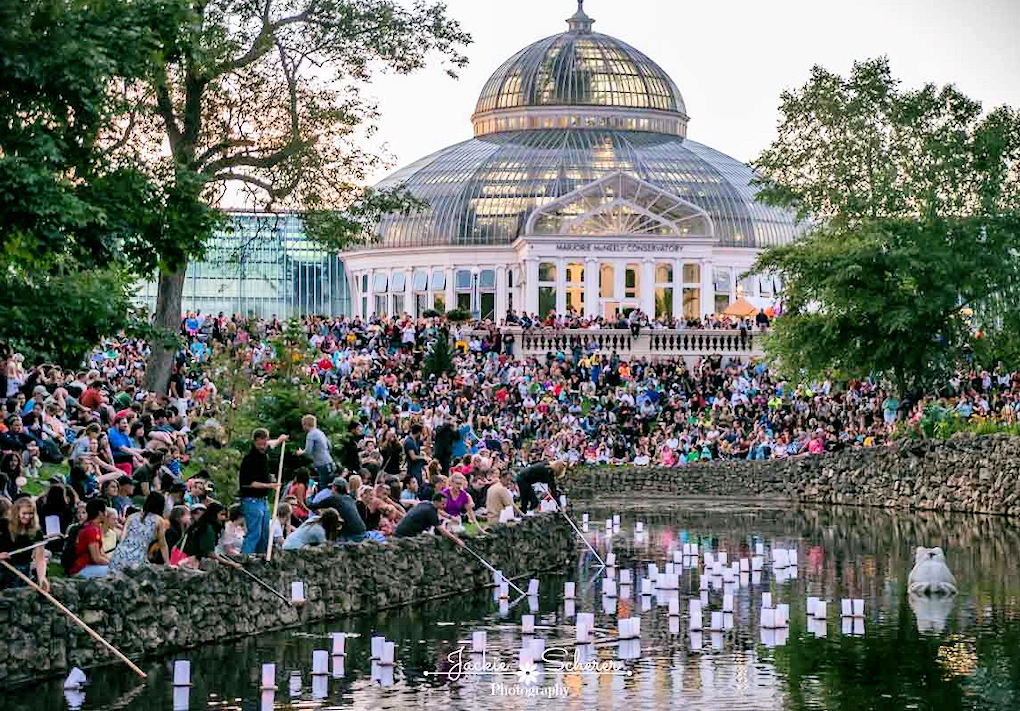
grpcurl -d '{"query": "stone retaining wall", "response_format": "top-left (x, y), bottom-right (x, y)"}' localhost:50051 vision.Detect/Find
top-left (0, 514), bottom-right (574, 686)
top-left (564, 434), bottom-right (1020, 517)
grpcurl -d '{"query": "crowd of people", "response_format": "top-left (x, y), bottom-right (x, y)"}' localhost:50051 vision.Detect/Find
top-left (0, 308), bottom-right (1016, 591)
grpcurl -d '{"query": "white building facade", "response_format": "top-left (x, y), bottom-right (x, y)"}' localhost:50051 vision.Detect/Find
top-left (344, 3), bottom-right (797, 321)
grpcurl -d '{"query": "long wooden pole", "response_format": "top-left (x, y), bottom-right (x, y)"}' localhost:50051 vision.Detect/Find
top-left (265, 440), bottom-right (286, 562)
top-left (5, 536), bottom-right (62, 557)
top-left (231, 562), bottom-right (292, 605)
top-left (0, 559), bottom-right (147, 678)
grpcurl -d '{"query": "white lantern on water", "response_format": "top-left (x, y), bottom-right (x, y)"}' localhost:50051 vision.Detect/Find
top-left (260, 664), bottom-right (277, 691)
top-left (312, 650), bottom-right (329, 676)
top-left (472, 630), bottom-right (487, 653)
top-left (172, 660), bottom-right (191, 687)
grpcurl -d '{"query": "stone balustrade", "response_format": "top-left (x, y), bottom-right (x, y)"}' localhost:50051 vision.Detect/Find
top-left (508, 327), bottom-right (763, 364)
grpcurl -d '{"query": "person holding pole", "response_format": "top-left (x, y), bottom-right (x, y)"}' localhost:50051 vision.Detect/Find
top-left (0, 498), bottom-right (50, 591)
top-left (239, 428), bottom-right (288, 556)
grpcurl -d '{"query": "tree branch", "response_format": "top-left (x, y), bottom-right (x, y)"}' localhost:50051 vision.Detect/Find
top-left (217, 171), bottom-right (278, 197)
top-left (153, 66), bottom-right (182, 153)
top-left (203, 137), bottom-right (310, 176)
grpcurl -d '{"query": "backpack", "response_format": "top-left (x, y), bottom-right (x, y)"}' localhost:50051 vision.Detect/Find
top-left (60, 523), bottom-right (82, 572)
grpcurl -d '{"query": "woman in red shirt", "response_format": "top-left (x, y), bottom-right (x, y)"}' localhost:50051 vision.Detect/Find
top-left (70, 499), bottom-right (111, 578)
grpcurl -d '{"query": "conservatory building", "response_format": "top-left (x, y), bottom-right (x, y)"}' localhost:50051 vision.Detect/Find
top-left (343, 2), bottom-right (800, 321)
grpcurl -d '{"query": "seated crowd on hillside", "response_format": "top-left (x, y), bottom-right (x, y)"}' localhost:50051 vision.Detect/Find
top-left (0, 309), bottom-right (1015, 589)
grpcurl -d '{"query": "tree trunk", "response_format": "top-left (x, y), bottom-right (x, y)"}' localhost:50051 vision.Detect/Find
top-left (144, 264), bottom-right (187, 395)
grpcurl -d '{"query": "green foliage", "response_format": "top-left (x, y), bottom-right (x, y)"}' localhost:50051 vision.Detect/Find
top-left (751, 58), bottom-right (1020, 394)
top-left (891, 405), bottom-right (1020, 441)
top-left (422, 309), bottom-right (442, 318)
top-left (188, 442), bottom-right (243, 506)
top-left (445, 309), bottom-right (472, 323)
top-left (0, 269), bottom-right (137, 368)
top-left (423, 332), bottom-right (455, 377)
top-left (230, 380), bottom-right (354, 480)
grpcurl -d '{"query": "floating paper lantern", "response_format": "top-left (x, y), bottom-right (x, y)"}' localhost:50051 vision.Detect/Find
top-left (312, 650), bottom-right (329, 676)
top-left (522, 614), bottom-right (535, 634)
top-left (689, 600), bottom-right (703, 631)
top-left (172, 660), bottom-right (191, 687)
top-left (261, 664), bottom-right (277, 691)
top-left (370, 636), bottom-right (385, 660)
top-left (291, 581), bottom-right (305, 605)
top-left (472, 630), bottom-right (487, 653)
top-left (564, 581), bottom-right (576, 598)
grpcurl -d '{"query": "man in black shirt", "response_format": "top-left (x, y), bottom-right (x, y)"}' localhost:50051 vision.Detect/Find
top-left (340, 420), bottom-right (363, 475)
top-left (395, 493), bottom-right (464, 547)
top-left (239, 427), bottom-right (288, 555)
top-left (308, 477), bottom-right (366, 541)
top-left (516, 460), bottom-right (566, 513)
top-left (433, 415), bottom-right (458, 476)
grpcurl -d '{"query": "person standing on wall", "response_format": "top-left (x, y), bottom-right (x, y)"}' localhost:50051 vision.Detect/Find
top-left (239, 428), bottom-right (289, 556)
top-left (297, 414), bottom-right (333, 489)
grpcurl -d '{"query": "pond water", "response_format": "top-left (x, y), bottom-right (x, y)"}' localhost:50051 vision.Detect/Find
top-left (28, 499), bottom-right (1020, 711)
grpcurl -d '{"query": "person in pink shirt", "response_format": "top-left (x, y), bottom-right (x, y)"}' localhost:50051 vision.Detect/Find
top-left (807, 430), bottom-right (826, 455)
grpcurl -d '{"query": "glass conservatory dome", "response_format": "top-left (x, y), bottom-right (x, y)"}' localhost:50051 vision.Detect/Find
top-left (369, 2), bottom-right (801, 250)
top-left (472, 2), bottom-right (688, 138)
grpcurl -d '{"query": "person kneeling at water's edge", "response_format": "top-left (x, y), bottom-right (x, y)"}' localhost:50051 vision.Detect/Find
top-left (396, 492), bottom-right (465, 548)
top-left (516, 460), bottom-right (567, 513)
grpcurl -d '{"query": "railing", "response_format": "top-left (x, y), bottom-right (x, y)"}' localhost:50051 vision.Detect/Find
top-left (507, 327), bottom-right (763, 362)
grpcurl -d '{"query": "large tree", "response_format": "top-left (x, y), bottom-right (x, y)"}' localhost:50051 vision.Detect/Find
top-left (0, 0), bottom-right (170, 366)
top-left (109, 0), bottom-right (470, 393)
top-left (751, 58), bottom-right (1020, 394)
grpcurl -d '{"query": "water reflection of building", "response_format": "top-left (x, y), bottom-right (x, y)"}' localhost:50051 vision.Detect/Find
top-left (344, 2), bottom-right (801, 320)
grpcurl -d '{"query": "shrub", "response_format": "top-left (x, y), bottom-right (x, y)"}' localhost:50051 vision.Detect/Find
top-left (230, 379), bottom-right (355, 479)
top-left (445, 308), bottom-right (471, 323)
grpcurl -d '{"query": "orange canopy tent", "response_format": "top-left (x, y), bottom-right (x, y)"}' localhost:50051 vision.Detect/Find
top-left (723, 296), bottom-right (776, 318)
top-left (723, 297), bottom-right (760, 318)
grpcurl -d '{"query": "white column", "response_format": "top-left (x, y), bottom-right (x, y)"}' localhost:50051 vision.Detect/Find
top-left (672, 258), bottom-right (682, 321)
top-left (365, 269), bottom-right (375, 318)
top-left (640, 258), bottom-right (656, 317)
top-left (495, 265), bottom-right (508, 322)
top-left (701, 259), bottom-right (714, 318)
top-left (525, 259), bottom-right (539, 315)
top-left (404, 269), bottom-right (413, 317)
top-left (613, 259), bottom-right (626, 317)
top-left (444, 266), bottom-right (455, 313)
top-left (555, 258), bottom-right (567, 315)
top-left (583, 257), bottom-right (599, 318)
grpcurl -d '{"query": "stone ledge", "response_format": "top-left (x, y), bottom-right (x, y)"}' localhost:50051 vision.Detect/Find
top-left (0, 514), bottom-right (574, 686)
top-left (564, 434), bottom-right (1020, 518)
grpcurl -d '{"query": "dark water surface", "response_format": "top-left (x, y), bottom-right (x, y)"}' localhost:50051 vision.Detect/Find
top-left (28, 499), bottom-right (1020, 711)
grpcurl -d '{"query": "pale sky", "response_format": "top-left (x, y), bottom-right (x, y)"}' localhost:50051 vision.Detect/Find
top-left (362, 0), bottom-right (1020, 183)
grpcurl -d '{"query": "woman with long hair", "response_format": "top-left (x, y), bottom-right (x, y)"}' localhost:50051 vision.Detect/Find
top-left (183, 501), bottom-right (237, 565)
top-left (0, 497), bottom-right (50, 591)
top-left (287, 468), bottom-right (311, 521)
top-left (282, 508), bottom-right (342, 550)
top-left (109, 492), bottom-right (170, 571)
top-left (152, 505), bottom-right (192, 564)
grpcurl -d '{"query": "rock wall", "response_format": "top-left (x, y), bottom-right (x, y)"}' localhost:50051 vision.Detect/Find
top-left (564, 434), bottom-right (1020, 517)
top-left (0, 514), bottom-right (574, 687)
